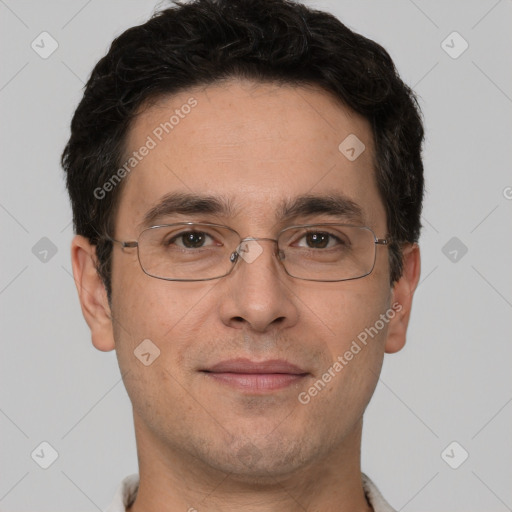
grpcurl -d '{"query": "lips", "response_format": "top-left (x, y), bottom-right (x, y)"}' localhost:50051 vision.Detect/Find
top-left (205, 358), bottom-right (307, 374)
top-left (201, 358), bottom-right (309, 392)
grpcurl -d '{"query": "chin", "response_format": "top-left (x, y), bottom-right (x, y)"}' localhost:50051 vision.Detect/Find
top-left (195, 434), bottom-right (321, 484)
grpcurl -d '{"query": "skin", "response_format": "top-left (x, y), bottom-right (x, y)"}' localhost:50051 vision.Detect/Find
top-left (72, 79), bottom-right (421, 512)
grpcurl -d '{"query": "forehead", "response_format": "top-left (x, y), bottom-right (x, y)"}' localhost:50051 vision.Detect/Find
top-left (115, 79), bottom-right (385, 234)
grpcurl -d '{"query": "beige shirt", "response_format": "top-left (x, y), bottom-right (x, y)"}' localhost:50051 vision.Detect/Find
top-left (105, 473), bottom-right (396, 511)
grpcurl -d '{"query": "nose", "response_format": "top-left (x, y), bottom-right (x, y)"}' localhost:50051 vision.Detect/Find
top-left (218, 238), bottom-right (300, 333)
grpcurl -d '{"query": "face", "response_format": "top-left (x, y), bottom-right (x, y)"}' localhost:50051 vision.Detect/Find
top-left (75, 79), bottom-right (418, 483)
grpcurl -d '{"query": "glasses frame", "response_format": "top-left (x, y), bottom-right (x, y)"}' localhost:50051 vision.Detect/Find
top-left (107, 222), bottom-right (390, 282)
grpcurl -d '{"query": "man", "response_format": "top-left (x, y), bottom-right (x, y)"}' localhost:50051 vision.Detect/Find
top-left (63, 0), bottom-right (423, 510)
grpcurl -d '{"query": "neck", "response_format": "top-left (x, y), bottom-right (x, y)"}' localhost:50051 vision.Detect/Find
top-left (127, 414), bottom-right (373, 512)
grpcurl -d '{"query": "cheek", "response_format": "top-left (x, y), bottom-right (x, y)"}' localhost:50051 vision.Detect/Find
top-left (297, 280), bottom-right (392, 425)
top-left (111, 250), bottom-right (198, 336)
top-left (109, 279), bottom-right (211, 423)
top-left (110, 259), bottom-right (220, 369)
top-left (302, 273), bottom-right (391, 353)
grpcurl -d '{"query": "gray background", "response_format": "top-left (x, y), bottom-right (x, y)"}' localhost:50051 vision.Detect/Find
top-left (1, 0), bottom-right (511, 510)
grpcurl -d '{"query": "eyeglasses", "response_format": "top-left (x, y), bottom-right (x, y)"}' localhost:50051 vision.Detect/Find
top-left (108, 222), bottom-right (389, 282)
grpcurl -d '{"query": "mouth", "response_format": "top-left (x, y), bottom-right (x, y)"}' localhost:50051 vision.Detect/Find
top-left (200, 358), bottom-right (309, 392)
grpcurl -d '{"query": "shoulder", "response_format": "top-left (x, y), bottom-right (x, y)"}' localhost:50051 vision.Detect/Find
top-left (362, 473), bottom-right (397, 512)
top-left (104, 474), bottom-right (140, 512)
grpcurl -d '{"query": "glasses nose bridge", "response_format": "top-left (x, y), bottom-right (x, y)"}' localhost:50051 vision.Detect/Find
top-left (238, 236), bottom-right (282, 256)
top-left (239, 236), bottom-right (278, 245)
top-left (232, 236), bottom-right (284, 265)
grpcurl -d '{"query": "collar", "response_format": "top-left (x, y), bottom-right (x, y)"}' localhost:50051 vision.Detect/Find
top-left (106, 472), bottom-right (396, 512)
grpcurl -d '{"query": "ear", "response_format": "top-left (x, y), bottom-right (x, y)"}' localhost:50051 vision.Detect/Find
top-left (385, 243), bottom-right (421, 354)
top-left (71, 235), bottom-right (115, 352)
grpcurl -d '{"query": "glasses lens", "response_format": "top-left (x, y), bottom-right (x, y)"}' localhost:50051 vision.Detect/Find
top-left (278, 224), bottom-right (376, 281)
top-left (138, 224), bottom-right (238, 280)
top-left (135, 223), bottom-right (377, 282)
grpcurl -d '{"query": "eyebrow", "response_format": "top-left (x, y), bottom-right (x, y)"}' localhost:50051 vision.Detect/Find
top-left (139, 191), bottom-right (365, 228)
top-left (277, 194), bottom-right (364, 224)
top-left (140, 192), bottom-right (235, 228)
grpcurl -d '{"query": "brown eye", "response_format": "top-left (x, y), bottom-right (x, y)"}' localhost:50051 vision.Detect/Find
top-left (180, 232), bottom-right (207, 248)
top-left (305, 232), bottom-right (330, 249)
top-left (166, 231), bottom-right (214, 248)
